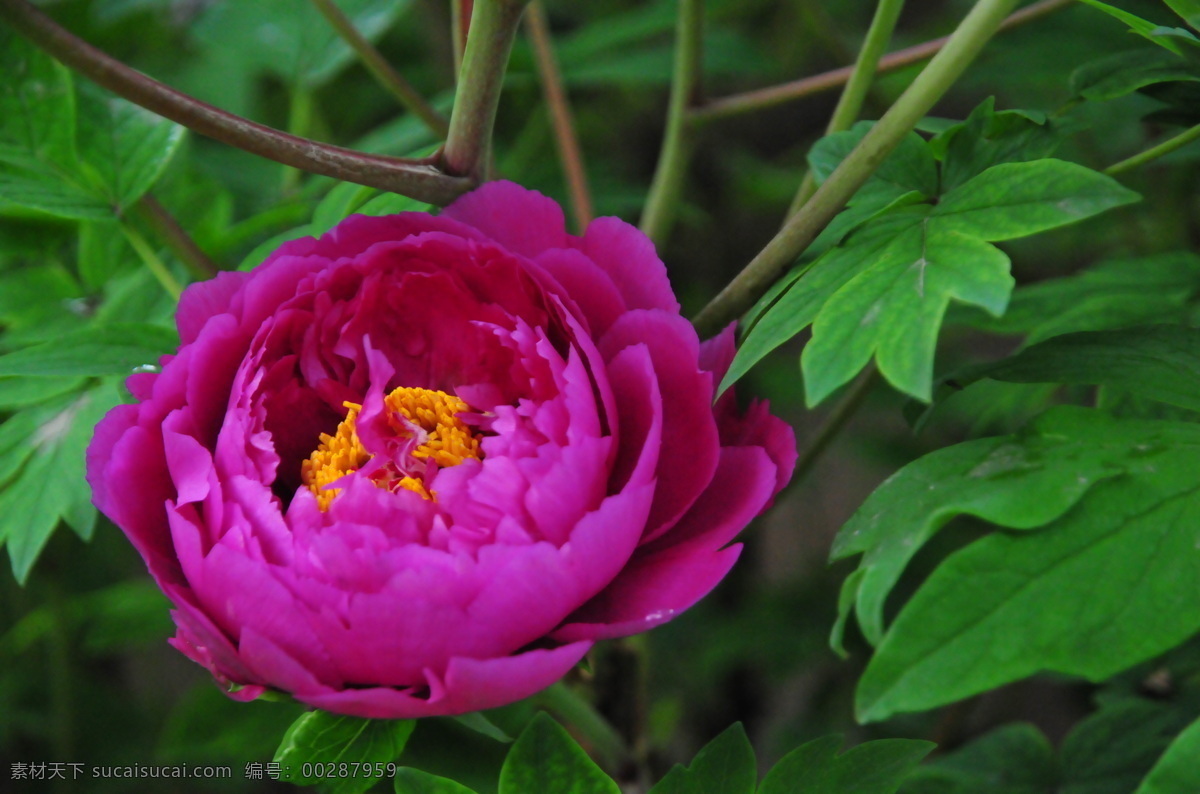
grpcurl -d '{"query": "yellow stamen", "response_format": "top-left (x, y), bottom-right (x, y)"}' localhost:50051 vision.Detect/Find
top-left (300, 388), bottom-right (482, 510)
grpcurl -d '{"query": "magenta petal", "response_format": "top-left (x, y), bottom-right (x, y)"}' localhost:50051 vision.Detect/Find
top-left (578, 217), bottom-right (679, 315)
top-left (297, 642), bottom-right (591, 719)
top-left (600, 310), bottom-right (719, 537)
top-left (441, 181), bottom-right (568, 258)
top-left (177, 270), bottom-right (250, 344)
top-left (641, 446), bottom-right (775, 555)
top-left (554, 545), bottom-right (742, 642)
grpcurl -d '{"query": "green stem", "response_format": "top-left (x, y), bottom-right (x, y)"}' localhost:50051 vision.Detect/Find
top-left (443, 0), bottom-right (528, 180)
top-left (309, 0), bottom-right (449, 137)
top-left (639, 0), bottom-right (703, 247)
top-left (536, 682), bottom-right (633, 774)
top-left (693, 0), bottom-right (1021, 338)
top-left (1105, 122), bottom-right (1200, 175)
top-left (121, 222), bottom-right (183, 300)
top-left (526, 1), bottom-right (594, 232)
top-left (792, 367), bottom-right (876, 485)
top-left (788, 0), bottom-right (906, 218)
top-left (282, 86), bottom-right (314, 191)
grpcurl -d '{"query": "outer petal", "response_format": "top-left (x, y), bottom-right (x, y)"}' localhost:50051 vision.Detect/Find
top-left (553, 545), bottom-right (742, 642)
top-left (441, 181), bottom-right (568, 259)
top-left (297, 642), bottom-right (592, 719)
top-left (576, 216), bottom-right (678, 316)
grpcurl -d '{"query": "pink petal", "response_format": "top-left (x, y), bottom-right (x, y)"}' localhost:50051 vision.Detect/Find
top-left (177, 270), bottom-right (250, 344)
top-left (441, 181), bottom-right (568, 258)
top-left (576, 216), bottom-right (679, 316)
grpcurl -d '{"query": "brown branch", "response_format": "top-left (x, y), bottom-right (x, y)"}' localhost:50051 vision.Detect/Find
top-left (309, 0), bottom-right (449, 138)
top-left (0, 0), bottom-right (473, 206)
top-left (524, 1), bottom-right (594, 231)
top-left (135, 196), bottom-right (220, 279)
top-left (691, 0), bottom-right (1072, 124)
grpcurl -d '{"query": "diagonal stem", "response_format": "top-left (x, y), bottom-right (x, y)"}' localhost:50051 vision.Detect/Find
top-left (442, 0), bottom-right (528, 180)
top-left (134, 196), bottom-right (220, 279)
top-left (691, 0), bottom-right (1071, 124)
top-left (309, 0), bottom-right (449, 138)
top-left (692, 0), bottom-right (1023, 338)
top-left (525, 1), bottom-right (594, 232)
top-left (0, 0), bottom-right (472, 205)
top-left (788, 0), bottom-right (907, 218)
top-left (639, 0), bottom-right (703, 247)
top-left (1105, 121), bottom-right (1200, 175)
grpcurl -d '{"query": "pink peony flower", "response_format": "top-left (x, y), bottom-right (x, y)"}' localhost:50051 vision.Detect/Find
top-left (87, 182), bottom-right (795, 718)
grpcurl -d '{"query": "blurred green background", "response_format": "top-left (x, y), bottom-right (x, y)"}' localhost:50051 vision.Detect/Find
top-left (2, 0), bottom-right (1197, 791)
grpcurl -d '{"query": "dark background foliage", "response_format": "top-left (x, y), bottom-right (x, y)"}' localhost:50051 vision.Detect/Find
top-left (2, 0), bottom-right (1199, 791)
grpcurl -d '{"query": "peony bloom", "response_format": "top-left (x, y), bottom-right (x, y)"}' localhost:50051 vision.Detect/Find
top-left (87, 182), bottom-right (795, 718)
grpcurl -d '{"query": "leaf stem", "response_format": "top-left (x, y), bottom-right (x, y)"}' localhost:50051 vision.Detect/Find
top-left (535, 681), bottom-right (633, 774)
top-left (0, 0), bottom-right (472, 205)
top-left (690, 0), bottom-right (1071, 124)
top-left (788, 0), bottom-right (907, 218)
top-left (134, 196), bottom-right (219, 279)
top-left (692, 0), bottom-right (1023, 338)
top-left (525, 1), bottom-right (594, 232)
top-left (1105, 122), bottom-right (1200, 175)
top-left (309, 0), bottom-right (449, 138)
top-left (442, 0), bottom-right (528, 180)
top-left (793, 367), bottom-right (876, 485)
top-left (639, 0), bottom-right (704, 247)
top-left (121, 222), bottom-right (182, 300)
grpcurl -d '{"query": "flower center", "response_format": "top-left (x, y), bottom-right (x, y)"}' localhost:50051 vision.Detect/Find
top-left (300, 387), bottom-right (482, 510)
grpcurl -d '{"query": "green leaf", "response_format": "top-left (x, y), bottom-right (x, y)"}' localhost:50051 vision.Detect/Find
top-left (649, 723), bottom-right (756, 794)
top-left (78, 220), bottom-right (135, 291)
top-left (0, 323), bottom-right (177, 377)
top-left (1164, 0), bottom-right (1200, 31)
top-left (393, 768), bottom-right (479, 794)
top-left (1062, 699), bottom-right (1192, 794)
top-left (498, 713), bottom-right (619, 794)
top-left (312, 182), bottom-right (378, 234)
top-left (0, 30), bottom-right (109, 219)
top-left (191, 0), bottom-right (412, 88)
top-left (1135, 714), bottom-right (1200, 794)
top-left (1070, 48), bottom-right (1200, 101)
top-left (355, 192), bottom-right (432, 217)
top-left (931, 159), bottom-right (1140, 242)
top-left (855, 413), bottom-right (1200, 721)
top-left (802, 220), bottom-right (1012, 405)
top-left (0, 376), bottom-right (85, 411)
top-left (832, 407), bottom-right (1150, 649)
top-left (950, 252), bottom-right (1200, 345)
top-left (451, 712), bottom-right (513, 744)
top-left (723, 207), bottom-right (929, 396)
top-left (1076, 0), bottom-right (1188, 53)
top-left (899, 723), bottom-right (1055, 794)
top-left (273, 711), bottom-right (416, 794)
top-left (759, 735), bottom-right (934, 794)
top-left (962, 325), bottom-right (1200, 413)
top-left (808, 122), bottom-right (938, 205)
top-left (1, 382), bottom-right (121, 582)
top-left (933, 98), bottom-right (1061, 191)
top-left (75, 87), bottom-right (185, 212)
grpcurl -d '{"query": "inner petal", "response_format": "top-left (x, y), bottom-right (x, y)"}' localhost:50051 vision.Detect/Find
top-left (301, 387), bottom-right (483, 509)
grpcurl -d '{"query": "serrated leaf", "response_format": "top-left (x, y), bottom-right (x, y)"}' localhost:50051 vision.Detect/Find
top-left (1070, 48), bottom-right (1200, 101)
top-left (899, 723), bottom-right (1055, 794)
top-left (499, 713), bottom-right (619, 794)
top-left (759, 735), bottom-right (934, 794)
top-left (931, 159), bottom-right (1140, 242)
top-left (933, 98), bottom-right (1061, 191)
top-left (1135, 714), bottom-right (1200, 794)
top-left (832, 407), bottom-right (1154, 648)
top-left (809, 122), bottom-right (938, 205)
top-left (2, 382), bottom-right (121, 582)
top-left (76, 87), bottom-right (185, 212)
top-left (273, 711), bottom-right (416, 794)
top-left (393, 768), bottom-right (479, 794)
top-left (962, 325), bottom-right (1200, 412)
top-left (0, 323), bottom-right (177, 377)
top-left (723, 207), bottom-right (929, 395)
top-left (802, 221), bottom-right (1012, 405)
top-left (855, 414), bottom-right (1200, 721)
top-left (950, 252), bottom-right (1200, 345)
top-left (649, 723), bottom-right (755, 794)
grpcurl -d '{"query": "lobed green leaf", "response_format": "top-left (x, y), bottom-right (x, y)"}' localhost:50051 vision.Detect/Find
top-left (273, 711), bottom-right (416, 794)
